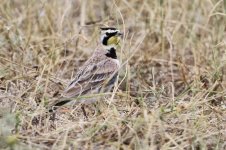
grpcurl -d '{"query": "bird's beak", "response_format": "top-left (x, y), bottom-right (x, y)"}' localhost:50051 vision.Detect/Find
top-left (117, 32), bottom-right (123, 37)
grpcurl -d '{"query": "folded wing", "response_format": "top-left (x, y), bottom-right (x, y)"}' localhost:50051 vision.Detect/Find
top-left (63, 59), bottom-right (119, 98)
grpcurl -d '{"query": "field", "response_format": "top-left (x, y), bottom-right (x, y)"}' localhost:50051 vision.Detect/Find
top-left (0, 0), bottom-right (226, 149)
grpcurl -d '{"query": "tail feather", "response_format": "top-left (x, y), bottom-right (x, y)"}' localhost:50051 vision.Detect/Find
top-left (48, 99), bottom-right (71, 112)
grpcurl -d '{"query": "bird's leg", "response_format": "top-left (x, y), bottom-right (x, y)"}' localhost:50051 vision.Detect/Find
top-left (81, 104), bottom-right (88, 119)
top-left (49, 112), bottom-right (56, 121)
top-left (93, 103), bottom-right (101, 116)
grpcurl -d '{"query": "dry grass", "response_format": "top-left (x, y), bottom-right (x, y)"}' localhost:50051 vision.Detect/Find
top-left (0, 0), bottom-right (226, 149)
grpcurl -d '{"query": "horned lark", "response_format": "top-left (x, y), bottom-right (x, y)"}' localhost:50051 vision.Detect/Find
top-left (49, 27), bottom-right (122, 113)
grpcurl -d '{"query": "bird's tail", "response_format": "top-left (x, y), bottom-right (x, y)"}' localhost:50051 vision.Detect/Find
top-left (48, 98), bottom-right (72, 112)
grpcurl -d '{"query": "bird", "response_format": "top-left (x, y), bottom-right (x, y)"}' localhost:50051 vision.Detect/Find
top-left (48, 27), bottom-right (122, 116)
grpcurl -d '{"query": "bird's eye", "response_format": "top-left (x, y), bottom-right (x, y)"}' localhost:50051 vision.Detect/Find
top-left (106, 32), bottom-right (117, 36)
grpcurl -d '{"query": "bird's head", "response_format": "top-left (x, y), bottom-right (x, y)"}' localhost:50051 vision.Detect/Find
top-left (100, 27), bottom-right (122, 47)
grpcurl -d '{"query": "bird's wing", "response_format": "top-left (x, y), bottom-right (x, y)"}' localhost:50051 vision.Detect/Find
top-left (48, 58), bottom-right (119, 111)
top-left (62, 58), bottom-right (119, 98)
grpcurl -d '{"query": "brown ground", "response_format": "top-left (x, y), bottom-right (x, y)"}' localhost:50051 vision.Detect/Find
top-left (0, 0), bottom-right (225, 149)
